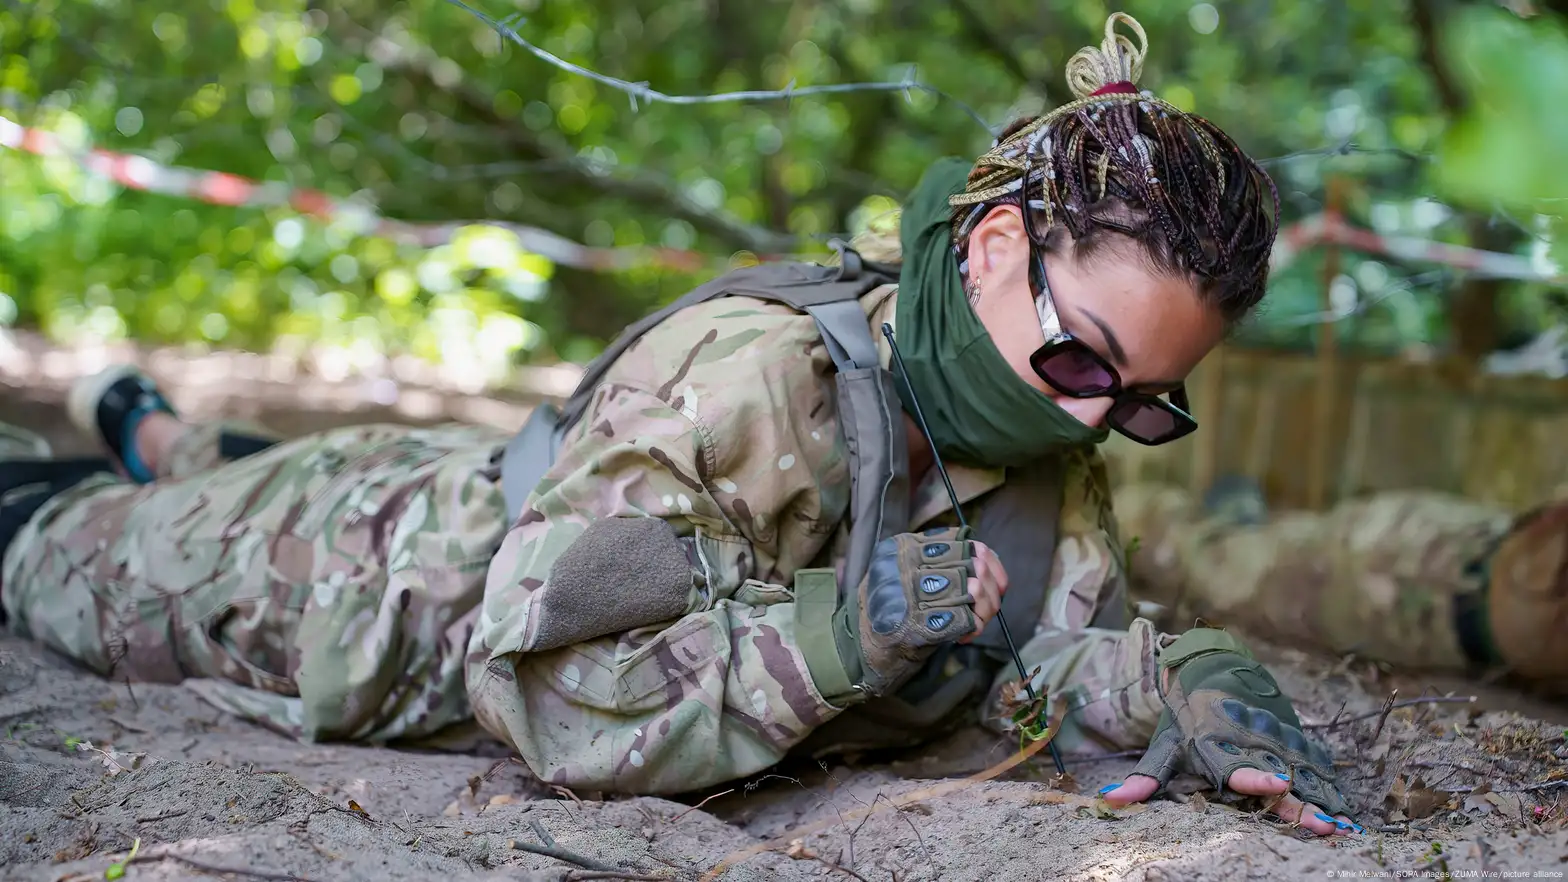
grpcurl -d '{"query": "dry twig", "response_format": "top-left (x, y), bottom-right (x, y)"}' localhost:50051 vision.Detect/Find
top-left (529, 820), bottom-right (558, 848)
top-left (129, 852), bottom-right (312, 881)
top-left (671, 789), bottom-right (734, 823)
top-left (510, 839), bottom-right (621, 872)
top-left (779, 849), bottom-right (873, 882)
top-left (511, 822), bottom-right (654, 877)
top-left (1304, 696), bottom-right (1476, 730)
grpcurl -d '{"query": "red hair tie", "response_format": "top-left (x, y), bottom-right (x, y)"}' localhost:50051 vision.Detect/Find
top-left (1090, 81), bottom-right (1138, 96)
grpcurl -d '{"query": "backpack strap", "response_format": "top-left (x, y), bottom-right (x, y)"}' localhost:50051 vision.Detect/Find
top-left (498, 243), bottom-right (904, 592)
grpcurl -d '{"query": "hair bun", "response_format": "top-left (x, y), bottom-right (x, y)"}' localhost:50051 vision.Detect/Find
top-left (1065, 12), bottom-right (1149, 100)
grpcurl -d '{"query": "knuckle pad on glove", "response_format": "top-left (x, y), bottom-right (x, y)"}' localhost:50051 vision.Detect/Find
top-left (1197, 696), bottom-right (1351, 816)
top-left (863, 548), bottom-right (910, 635)
top-left (915, 534), bottom-right (971, 566)
top-left (917, 605), bottom-right (974, 639)
top-left (912, 567), bottom-right (971, 604)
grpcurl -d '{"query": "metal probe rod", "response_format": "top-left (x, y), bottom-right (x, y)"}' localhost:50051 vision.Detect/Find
top-left (881, 322), bottom-right (1065, 774)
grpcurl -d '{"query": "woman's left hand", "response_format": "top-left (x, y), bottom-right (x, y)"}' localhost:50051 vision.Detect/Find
top-left (1095, 628), bottom-right (1362, 838)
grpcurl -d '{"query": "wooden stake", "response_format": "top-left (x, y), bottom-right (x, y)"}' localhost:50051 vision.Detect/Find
top-left (1306, 178), bottom-right (1345, 511)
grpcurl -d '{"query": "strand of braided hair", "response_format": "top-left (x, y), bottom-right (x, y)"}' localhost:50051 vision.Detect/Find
top-left (949, 13), bottom-right (1281, 325)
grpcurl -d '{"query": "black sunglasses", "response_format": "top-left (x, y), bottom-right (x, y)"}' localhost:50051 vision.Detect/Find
top-left (1015, 155), bottom-right (1199, 447)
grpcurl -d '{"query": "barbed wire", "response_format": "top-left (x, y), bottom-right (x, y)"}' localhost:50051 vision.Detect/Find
top-left (1256, 139), bottom-right (1429, 167)
top-left (443, 0), bottom-right (1000, 136)
top-left (1264, 269), bottom-right (1453, 327)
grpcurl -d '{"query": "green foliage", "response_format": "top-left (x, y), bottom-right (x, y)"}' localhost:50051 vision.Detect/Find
top-left (1438, 4), bottom-right (1568, 264)
top-left (1, 0), bottom-right (1565, 374)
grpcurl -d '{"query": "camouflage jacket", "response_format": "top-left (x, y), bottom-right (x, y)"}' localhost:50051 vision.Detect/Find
top-left (465, 284), bottom-right (1127, 792)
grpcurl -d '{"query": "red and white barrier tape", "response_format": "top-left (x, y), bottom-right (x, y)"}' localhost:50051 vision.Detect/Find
top-left (1271, 211), bottom-right (1564, 283)
top-left (0, 113), bottom-right (721, 272)
top-left (1, 113), bottom-right (1561, 283)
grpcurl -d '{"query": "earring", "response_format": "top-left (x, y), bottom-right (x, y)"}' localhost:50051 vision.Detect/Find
top-left (964, 275), bottom-right (983, 307)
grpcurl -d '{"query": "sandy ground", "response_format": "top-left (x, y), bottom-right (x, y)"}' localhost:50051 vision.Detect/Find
top-left (6, 343), bottom-right (1568, 881)
top-left (9, 634), bottom-right (1568, 882)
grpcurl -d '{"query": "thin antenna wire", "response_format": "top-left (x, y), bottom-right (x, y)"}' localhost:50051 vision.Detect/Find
top-left (881, 322), bottom-right (1066, 775)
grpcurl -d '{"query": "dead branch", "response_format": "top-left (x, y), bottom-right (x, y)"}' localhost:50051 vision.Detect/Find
top-left (1440, 779), bottom-right (1568, 794)
top-left (128, 852), bottom-right (312, 881)
top-left (1371, 690), bottom-right (1400, 744)
top-left (779, 849), bottom-right (872, 882)
top-left (876, 793), bottom-right (932, 866)
top-left (671, 789), bottom-right (734, 823)
top-left (1303, 696), bottom-right (1476, 730)
top-left (562, 872), bottom-right (670, 882)
top-left (510, 825), bottom-right (643, 876)
top-left (1071, 749), bottom-right (1143, 765)
top-left (529, 820), bottom-right (558, 848)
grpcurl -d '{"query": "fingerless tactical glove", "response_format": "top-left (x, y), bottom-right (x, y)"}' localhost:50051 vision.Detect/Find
top-left (1133, 628), bottom-right (1352, 817)
top-left (833, 526), bottom-right (979, 698)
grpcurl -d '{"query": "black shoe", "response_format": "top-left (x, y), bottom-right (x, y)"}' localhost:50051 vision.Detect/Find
top-left (68, 365), bottom-right (176, 484)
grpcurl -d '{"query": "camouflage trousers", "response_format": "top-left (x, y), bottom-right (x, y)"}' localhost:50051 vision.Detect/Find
top-left (1, 420), bottom-right (511, 744)
top-left (1112, 482), bottom-right (1515, 674)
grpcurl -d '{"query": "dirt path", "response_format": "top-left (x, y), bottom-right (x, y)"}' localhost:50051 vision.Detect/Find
top-left (5, 350), bottom-right (1568, 880)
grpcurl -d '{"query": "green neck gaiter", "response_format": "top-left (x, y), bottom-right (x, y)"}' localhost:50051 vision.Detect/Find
top-left (893, 157), bottom-right (1109, 468)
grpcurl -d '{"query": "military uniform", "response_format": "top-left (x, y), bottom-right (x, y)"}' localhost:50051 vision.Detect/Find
top-left (468, 283), bottom-right (1172, 792)
top-left (0, 284), bottom-right (1176, 793)
top-left (1112, 480), bottom-right (1568, 684)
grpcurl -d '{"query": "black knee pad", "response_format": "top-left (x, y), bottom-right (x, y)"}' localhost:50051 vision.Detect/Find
top-left (0, 458), bottom-right (116, 572)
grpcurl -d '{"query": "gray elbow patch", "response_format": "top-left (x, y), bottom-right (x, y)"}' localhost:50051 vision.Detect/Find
top-left (530, 517), bottom-right (697, 652)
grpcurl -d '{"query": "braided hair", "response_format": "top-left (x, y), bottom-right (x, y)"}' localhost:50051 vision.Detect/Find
top-left (948, 13), bottom-right (1279, 325)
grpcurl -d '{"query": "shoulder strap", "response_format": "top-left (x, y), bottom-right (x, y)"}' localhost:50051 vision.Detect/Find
top-left (554, 242), bottom-right (893, 432)
top-left (966, 457), bottom-right (1066, 654)
top-left (499, 242), bottom-right (904, 591)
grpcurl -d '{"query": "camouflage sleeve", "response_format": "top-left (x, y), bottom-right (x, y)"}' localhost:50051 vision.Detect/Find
top-left (983, 450), bottom-right (1169, 756)
top-left (466, 381), bottom-right (848, 794)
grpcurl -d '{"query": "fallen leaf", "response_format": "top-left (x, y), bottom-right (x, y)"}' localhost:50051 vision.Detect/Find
top-left (1388, 776), bottom-right (1407, 808)
top-left (1463, 794), bottom-right (1494, 815)
top-left (1403, 778), bottom-right (1451, 820)
top-left (1486, 792), bottom-right (1524, 818)
top-left (1051, 772), bottom-right (1080, 794)
top-left (784, 838), bottom-right (817, 860)
top-left (1076, 804), bottom-right (1126, 821)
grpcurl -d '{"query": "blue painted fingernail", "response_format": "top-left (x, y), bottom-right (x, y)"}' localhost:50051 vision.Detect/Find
top-left (1315, 812), bottom-right (1336, 825)
top-left (1275, 773), bottom-right (1291, 781)
top-left (1098, 784), bottom-right (1119, 794)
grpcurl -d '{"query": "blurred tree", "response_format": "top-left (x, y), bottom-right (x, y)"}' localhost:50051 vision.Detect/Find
top-left (0, 0), bottom-right (1563, 379)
